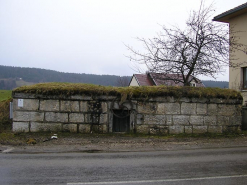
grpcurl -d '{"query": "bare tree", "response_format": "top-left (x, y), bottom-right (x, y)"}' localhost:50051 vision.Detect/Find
top-left (126, 1), bottom-right (246, 86)
top-left (116, 76), bottom-right (130, 87)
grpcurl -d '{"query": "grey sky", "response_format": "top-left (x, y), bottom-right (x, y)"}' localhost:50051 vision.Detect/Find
top-left (0, 0), bottom-right (246, 81)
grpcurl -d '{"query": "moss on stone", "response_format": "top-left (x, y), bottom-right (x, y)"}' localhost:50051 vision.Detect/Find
top-left (13, 82), bottom-right (242, 100)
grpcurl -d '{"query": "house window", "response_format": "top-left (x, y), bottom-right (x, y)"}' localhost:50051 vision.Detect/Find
top-left (243, 67), bottom-right (247, 89)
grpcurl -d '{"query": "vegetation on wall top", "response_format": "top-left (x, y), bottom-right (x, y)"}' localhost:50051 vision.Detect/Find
top-left (12, 82), bottom-right (242, 100)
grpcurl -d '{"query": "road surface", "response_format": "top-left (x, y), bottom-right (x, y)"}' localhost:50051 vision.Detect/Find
top-left (1, 147), bottom-right (247, 185)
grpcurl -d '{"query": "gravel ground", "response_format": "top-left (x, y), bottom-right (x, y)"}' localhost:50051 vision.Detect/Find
top-left (1, 133), bottom-right (247, 153)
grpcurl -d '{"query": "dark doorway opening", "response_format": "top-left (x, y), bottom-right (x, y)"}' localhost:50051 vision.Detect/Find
top-left (113, 110), bottom-right (130, 132)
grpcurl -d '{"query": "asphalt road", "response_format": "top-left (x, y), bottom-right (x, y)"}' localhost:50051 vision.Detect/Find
top-left (1, 147), bottom-right (247, 185)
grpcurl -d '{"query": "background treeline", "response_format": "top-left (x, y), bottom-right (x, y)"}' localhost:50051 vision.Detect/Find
top-left (0, 65), bottom-right (228, 90)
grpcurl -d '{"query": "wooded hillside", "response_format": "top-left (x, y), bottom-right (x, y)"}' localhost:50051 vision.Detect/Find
top-left (0, 65), bottom-right (228, 90)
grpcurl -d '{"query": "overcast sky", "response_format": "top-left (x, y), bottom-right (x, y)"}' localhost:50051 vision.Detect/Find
top-left (0, 0), bottom-right (246, 81)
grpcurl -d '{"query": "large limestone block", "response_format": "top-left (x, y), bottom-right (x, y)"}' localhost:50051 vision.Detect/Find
top-left (217, 116), bottom-right (230, 126)
top-left (60, 100), bottom-right (79, 112)
top-left (13, 99), bottom-right (39, 111)
top-left (40, 100), bottom-right (59, 111)
top-left (136, 125), bottom-right (150, 134)
top-left (45, 112), bottom-right (68, 122)
top-left (30, 122), bottom-right (62, 132)
top-left (181, 103), bottom-right (196, 115)
top-left (217, 104), bottom-right (237, 116)
top-left (169, 125), bottom-right (184, 134)
top-left (137, 102), bottom-right (156, 114)
top-left (13, 111), bottom-right (44, 122)
top-left (79, 124), bottom-right (91, 133)
top-left (63, 124), bottom-right (78, 132)
top-left (144, 115), bottom-right (166, 125)
top-left (69, 113), bottom-right (84, 123)
top-left (207, 104), bottom-right (218, 115)
top-left (196, 103), bottom-right (207, 115)
top-left (80, 101), bottom-right (88, 112)
top-left (208, 126), bottom-right (222, 133)
top-left (13, 122), bottom-right (29, 132)
top-left (173, 115), bottom-right (190, 125)
top-left (157, 103), bottom-right (180, 114)
top-left (190, 116), bottom-right (204, 125)
top-left (193, 126), bottom-right (207, 133)
top-left (204, 116), bottom-right (217, 125)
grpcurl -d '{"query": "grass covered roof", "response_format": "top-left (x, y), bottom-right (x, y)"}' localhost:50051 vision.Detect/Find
top-left (13, 82), bottom-right (242, 100)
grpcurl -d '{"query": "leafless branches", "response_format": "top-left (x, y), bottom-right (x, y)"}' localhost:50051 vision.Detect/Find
top-left (126, 1), bottom-right (246, 86)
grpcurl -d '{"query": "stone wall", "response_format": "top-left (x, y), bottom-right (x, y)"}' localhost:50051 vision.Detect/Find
top-left (12, 93), bottom-right (242, 134)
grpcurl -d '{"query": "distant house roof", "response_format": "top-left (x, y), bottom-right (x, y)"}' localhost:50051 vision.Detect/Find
top-left (130, 73), bottom-right (205, 87)
top-left (213, 2), bottom-right (247, 23)
top-left (132, 74), bottom-right (154, 86)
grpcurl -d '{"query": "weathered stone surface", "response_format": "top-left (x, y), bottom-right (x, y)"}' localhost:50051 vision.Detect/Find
top-left (45, 112), bottom-right (68, 122)
top-left (101, 102), bottom-right (108, 113)
top-left (79, 124), bottom-right (91, 133)
top-left (156, 103), bottom-right (165, 114)
top-left (60, 100), bottom-right (79, 112)
top-left (70, 95), bottom-right (92, 100)
top-left (85, 114), bottom-right (100, 123)
top-left (192, 98), bottom-right (208, 103)
top-left (13, 111), bottom-right (44, 122)
top-left (180, 97), bottom-right (191, 103)
top-left (144, 115), bottom-right (166, 125)
top-left (229, 116), bottom-right (242, 125)
top-left (102, 124), bottom-right (108, 133)
top-left (190, 116), bottom-right (204, 125)
top-left (204, 116), bottom-right (217, 125)
top-left (196, 103), bottom-right (207, 115)
top-left (40, 100), bottom-right (59, 111)
top-left (63, 124), bottom-right (78, 132)
top-left (217, 116), bottom-right (230, 125)
top-left (159, 126), bottom-right (169, 134)
top-left (208, 126), bottom-right (222, 133)
top-left (184, 126), bottom-right (193, 134)
top-left (13, 99), bottom-right (39, 111)
top-left (164, 103), bottom-right (180, 114)
top-left (222, 125), bottom-right (241, 133)
top-left (173, 115), bottom-right (190, 125)
top-left (137, 102), bottom-right (156, 114)
top-left (13, 122), bottom-right (29, 132)
top-left (30, 122), bottom-right (62, 132)
top-left (136, 125), bottom-right (150, 134)
top-left (169, 125), bottom-right (184, 134)
top-left (181, 103), bottom-right (196, 115)
top-left (193, 126), bottom-right (207, 133)
top-left (218, 104), bottom-right (237, 116)
top-left (136, 114), bottom-right (144, 125)
top-left (99, 114), bottom-right (108, 124)
top-left (69, 113), bottom-right (84, 123)
top-left (207, 104), bottom-right (218, 115)
top-left (80, 101), bottom-right (88, 112)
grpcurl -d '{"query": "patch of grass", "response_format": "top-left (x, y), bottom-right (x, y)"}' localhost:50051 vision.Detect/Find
top-left (13, 82), bottom-right (242, 100)
top-left (0, 90), bottom-right (12, 102)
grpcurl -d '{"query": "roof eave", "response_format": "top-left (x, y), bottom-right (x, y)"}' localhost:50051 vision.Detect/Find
top-left (213, 3), bottom-right (247, 23)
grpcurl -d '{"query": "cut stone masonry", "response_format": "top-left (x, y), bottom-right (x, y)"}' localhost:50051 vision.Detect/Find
top-left (12, 93), bottom-right (242, 134)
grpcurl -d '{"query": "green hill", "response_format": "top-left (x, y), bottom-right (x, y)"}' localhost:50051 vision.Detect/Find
top-left (0, 65), bottom-right (228, 89)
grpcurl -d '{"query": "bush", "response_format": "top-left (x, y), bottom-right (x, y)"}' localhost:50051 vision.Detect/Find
top-left (0, 99), bottom-right (12, 132)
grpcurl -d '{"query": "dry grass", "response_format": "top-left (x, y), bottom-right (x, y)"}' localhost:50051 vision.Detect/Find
top-left (13, 82), bottom-right (242, 100)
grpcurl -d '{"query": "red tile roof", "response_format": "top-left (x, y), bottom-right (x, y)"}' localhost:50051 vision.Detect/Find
top-left (132, 73), bottom-right (205, 87)
top-left (134, 74), bottom-right (154, 86)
